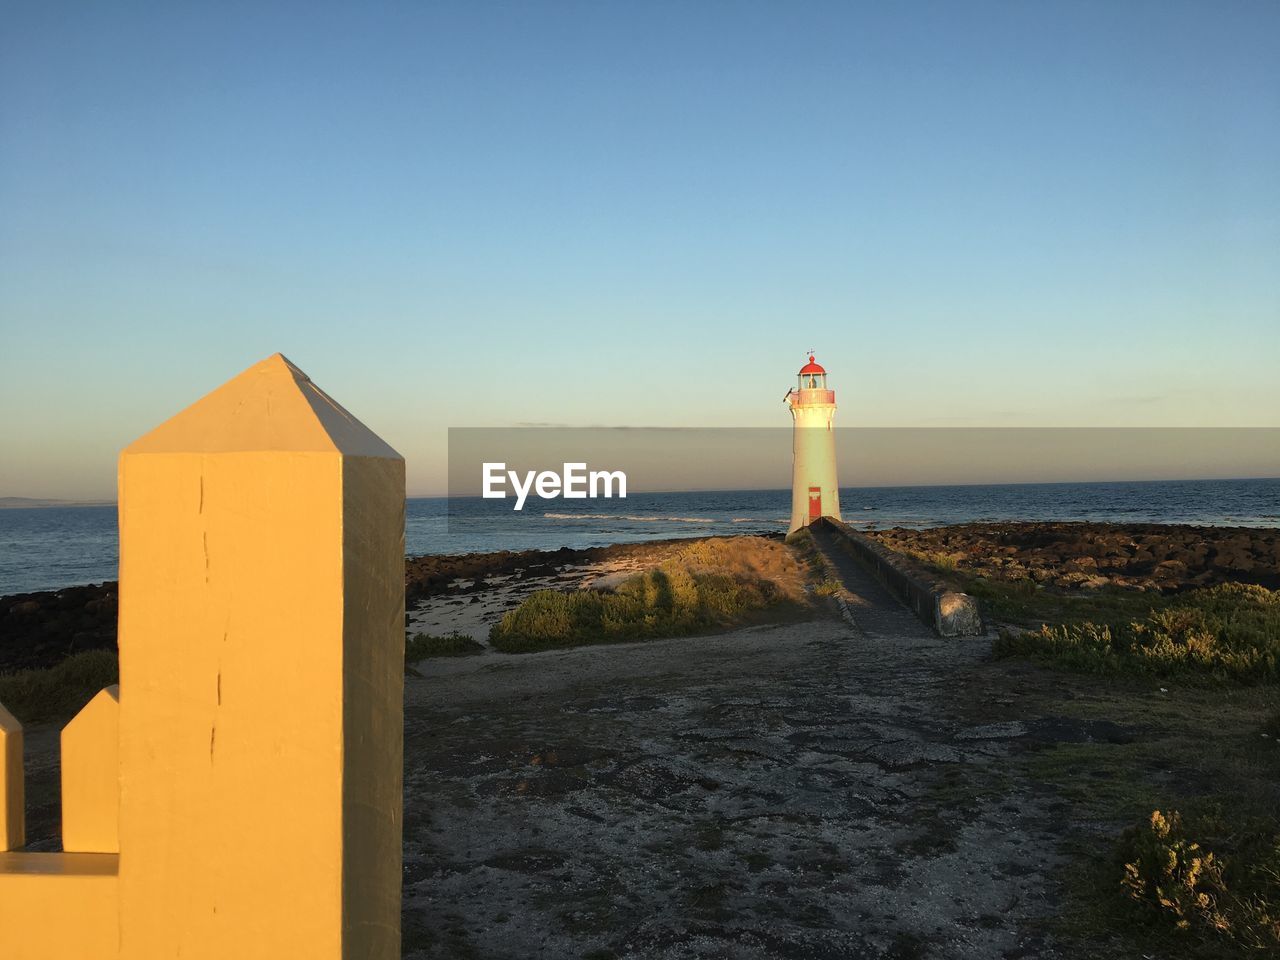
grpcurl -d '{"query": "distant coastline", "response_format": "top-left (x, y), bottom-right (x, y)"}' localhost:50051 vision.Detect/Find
top-left (0, 497), bottom-right (116, 510)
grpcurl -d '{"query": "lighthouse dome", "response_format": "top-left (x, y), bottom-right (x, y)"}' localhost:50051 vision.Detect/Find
top-left (793, 354), bottom-right (832, 394)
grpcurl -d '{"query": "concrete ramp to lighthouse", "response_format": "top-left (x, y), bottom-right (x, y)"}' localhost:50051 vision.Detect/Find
top-left (807, 524), bottom-right (932, 638)
top-left (807, 520), bottom-right (984, 639)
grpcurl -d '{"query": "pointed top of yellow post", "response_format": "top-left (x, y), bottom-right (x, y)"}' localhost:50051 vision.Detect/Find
top-left (124, 353), bottom-right (402, 457)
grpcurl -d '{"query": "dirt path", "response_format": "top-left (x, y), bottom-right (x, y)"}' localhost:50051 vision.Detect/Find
top-left (402, 533), bottom-right (1068, 959)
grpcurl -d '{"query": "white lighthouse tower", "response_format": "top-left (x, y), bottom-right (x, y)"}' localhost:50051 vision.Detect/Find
top-left (786, 353), bottom-right (841, 535)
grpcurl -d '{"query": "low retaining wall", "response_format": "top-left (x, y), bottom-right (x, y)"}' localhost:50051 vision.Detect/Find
top-left (815, 518), bottom-right (983, 637)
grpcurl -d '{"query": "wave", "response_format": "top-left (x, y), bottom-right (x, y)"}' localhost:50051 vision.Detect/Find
top-left (542, 513), bottom-right (717, 523)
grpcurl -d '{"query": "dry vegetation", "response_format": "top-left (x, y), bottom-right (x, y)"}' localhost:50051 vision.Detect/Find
top-left (1020, 678), bottom-right (1280, 959)
top-left (901, 542), bottom-right (1280, 957)
top-left (405, 630), bottom-right (485, 662)
top-left (993, 582), bottom-right (1280, 684)
top-left (0, 649), bottom-right (118, 724)
top-left (1117, 807), bottom-right (1279, 952)
top-left (489, 536), bottom-right (810, 653)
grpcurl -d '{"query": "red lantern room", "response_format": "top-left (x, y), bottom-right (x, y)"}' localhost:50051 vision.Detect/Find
top-left (797, 354), bottom-right (828, 392)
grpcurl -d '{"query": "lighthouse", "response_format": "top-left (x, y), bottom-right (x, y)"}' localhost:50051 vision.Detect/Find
top-left (786, 353), bottom-right (841, 535)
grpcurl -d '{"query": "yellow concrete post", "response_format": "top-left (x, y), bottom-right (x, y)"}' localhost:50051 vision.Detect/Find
top-left (61, 686), bottom-right (120, 853)
top-left (117, 354), bottom-right (404, 960)
top-left (0, 701), bottom-right (23, 852)
top-left (0, 354), bottom-right (404, 960)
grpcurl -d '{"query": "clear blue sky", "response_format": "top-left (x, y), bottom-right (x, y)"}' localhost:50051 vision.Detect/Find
top-left (2, 1), bottom-right (1277, 497)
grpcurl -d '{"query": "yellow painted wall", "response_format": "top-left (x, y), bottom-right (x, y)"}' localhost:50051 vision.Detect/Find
top-left (118, 450), bottom-right (347, 959)
top-left (0, 852), bottom-right (118, 959)
top-left (61, 686), bottom-right (120, 853)
top-left (0, 702), bottom-right (22, 852)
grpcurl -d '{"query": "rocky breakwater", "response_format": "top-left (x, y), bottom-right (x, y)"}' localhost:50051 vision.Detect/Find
top-left (404, 546), bottom-right (617, 604)
top-left (1, 582), bottom-right (118, 672)
top-left (866, 522), bottom-right (1280, 592)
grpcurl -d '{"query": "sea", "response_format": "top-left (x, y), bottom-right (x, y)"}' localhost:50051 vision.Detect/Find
top-left (1, 477), bottom-right (1276, 596)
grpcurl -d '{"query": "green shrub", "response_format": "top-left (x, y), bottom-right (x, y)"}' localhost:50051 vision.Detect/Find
top-left (784, 528), bottom-right (814, 548)
top-left (908, 549), bottom-right (960, 574)
top-left (490, 553), bottom-right (792, 654)
top-left (1118, 808), bottom-right (1280, 950)
top-left (993, 583), bottom-right (1280, 683)
top-left (965, 576), bottom-right (1048, 621)
top-left (405, 631), bottom-right (484, 662)
top-left (785, 527), bottom-right (837, 588)
top-left (1121, 810), bottom-right (1229, 933)
top-left (0, 649), bottom-right (119, 724)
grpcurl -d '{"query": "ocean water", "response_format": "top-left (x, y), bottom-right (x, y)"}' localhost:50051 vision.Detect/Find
top-left (0, 478), bottom-right (1276, 596)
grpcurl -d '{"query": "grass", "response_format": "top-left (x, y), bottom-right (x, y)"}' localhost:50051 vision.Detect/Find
top-left (965, 576), bottom-right (1161, 626)
top-left (489, 536), bottom-right (806, 653)
top-left (912, 550), bottom-right (1280, 685)
top-left (1115, 807), bottom-right (1280, 952)
top-left (0, 630), bottom-right (487, 721)
top-left (1264, 710), bottom-right (1280, 739)
top-left (785, 526), bottom-right (843, 596)
top-left (672, 536), bottom-right (808, 598)
top-left (993, 583), bottom-right (1280, 684)
top-left (0, 649), bottom-right (118, 724)
top-left (405, 630), bottom-right (484, 662)
top-left (908, 549), bottom-right (960, 574)
top-left (999, 653), bottom-right (1280, 958)
top-left (1025, 743), bottom-right (1280, 959)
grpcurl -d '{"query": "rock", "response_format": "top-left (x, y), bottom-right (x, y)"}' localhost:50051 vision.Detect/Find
top-left (1053, 572), bottom-right (1093, 588)
top-left (936, 592), bottom-right (983, 637)
top-left (1, 582), bottom-right (119, 672)
top-left (865, 741), bottom-right (964, 769)
top-left (1153, 559), bottom-right (1188, 579)
top-left (863, 522), bottom-right (1280, 592)
top-left (955, 721), bottom-right (1027, 741)
top-left (1212, 550), bottom-right (1255, 572)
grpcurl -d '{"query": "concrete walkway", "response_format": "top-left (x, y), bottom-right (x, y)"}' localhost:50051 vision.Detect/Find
top-left (808, 523), bottom-right (930, 640)
top-left (402, 547), bottom-right (1065, 959)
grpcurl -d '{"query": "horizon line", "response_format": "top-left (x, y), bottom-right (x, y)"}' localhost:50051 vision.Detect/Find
top-left (5, 474), bottom-right (1278, 507)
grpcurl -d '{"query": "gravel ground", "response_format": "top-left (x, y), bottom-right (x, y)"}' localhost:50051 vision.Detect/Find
top-left (400, 529), bottom-right (1069, 959)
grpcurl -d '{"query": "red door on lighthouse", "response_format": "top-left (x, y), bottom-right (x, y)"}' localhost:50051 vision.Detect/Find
top-left (808, 486), bottom-right (822, 521)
